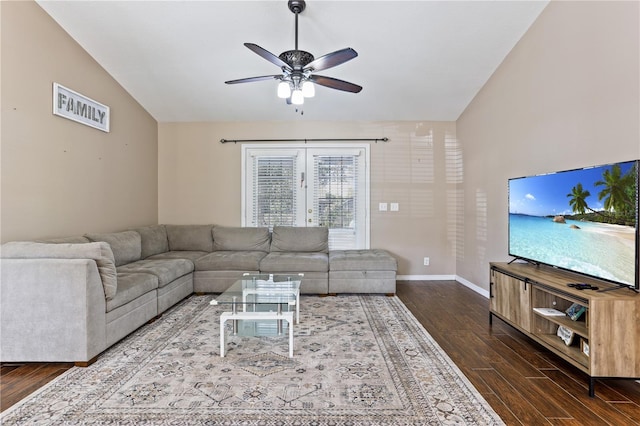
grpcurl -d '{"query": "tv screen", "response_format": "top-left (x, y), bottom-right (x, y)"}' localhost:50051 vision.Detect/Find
top-left (508, 159), bottom-right (639, 289)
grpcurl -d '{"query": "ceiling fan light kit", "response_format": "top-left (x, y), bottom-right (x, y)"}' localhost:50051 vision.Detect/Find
top-left (277, 81), bottom-right (292, 99)
top-left (225, 0), bottom-right (361, 107)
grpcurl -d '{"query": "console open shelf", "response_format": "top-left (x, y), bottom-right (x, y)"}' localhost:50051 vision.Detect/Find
top-left (490, 262), bottom-right (640, 397)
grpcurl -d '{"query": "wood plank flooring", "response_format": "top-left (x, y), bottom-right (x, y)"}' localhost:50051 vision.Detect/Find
top-left (1, 280), bottom-right (639, 424)
top-left (397, 280), bottom-right (640, 426)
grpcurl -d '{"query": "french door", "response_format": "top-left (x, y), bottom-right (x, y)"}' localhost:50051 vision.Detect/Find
top-left (242, 145), bottom-right (369, 249)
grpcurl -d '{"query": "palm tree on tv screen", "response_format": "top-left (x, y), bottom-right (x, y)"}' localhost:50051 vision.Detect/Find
top-left (567, 183), bottom-right (591, 215)
top-left (595, 164), bottom-right (636, 224)
top-left (566, 163), bottom-right (637, 226)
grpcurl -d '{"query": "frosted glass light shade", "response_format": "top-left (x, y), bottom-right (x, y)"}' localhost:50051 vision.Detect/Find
top-left (291, 89), bottom-right (304, 105)
top-left (277, 81), bottom-right (291, 98)
top-left (302, 81), bottom-right (315, 97)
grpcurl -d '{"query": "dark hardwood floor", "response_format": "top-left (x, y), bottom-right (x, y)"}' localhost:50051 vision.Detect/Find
top-left (398, 280), bottom-right (640, 426)
top-left (2, 280), bottom-right (639, 424)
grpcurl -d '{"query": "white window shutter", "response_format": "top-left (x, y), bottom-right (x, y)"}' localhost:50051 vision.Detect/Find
top-left (252, 155), bottom-right (298, 228)
top-left (313, 155), bottom-right (359, 250)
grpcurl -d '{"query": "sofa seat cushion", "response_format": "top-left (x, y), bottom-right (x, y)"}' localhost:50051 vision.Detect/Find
top-left (329, 249), bottom-right (398, 271)
top-left (85, 231), bottom-right (142, 267)
top-left (130, 225), bottom-right (168, 259)
top-left (260, 252), bottom-right (328, 273)
top-left (165, 225), bottom-right (214, 252)
top-left (117, 259), bottom-right (194, 287)
top-left (107, 273), bottom-right (158, 312)
top-left (270, 226), bottom-right (329, 253)
top-left (195, 251), bottom-right (268, 271)
top-left (147, 251), bottom-right (209, 263)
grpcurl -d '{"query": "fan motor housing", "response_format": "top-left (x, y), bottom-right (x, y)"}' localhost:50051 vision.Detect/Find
top-left (279, 50), bottom-right (314, 70)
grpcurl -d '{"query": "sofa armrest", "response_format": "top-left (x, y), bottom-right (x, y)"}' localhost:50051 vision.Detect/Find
top-left (0, 259), bottom-right (107, 363)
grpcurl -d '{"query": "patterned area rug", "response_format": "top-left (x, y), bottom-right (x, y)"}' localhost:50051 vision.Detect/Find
top-left (1, 295), bottom-right (504, 425)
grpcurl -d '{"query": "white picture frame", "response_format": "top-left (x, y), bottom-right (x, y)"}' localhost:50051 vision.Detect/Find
top-left (53, 83), bottom-right (110, 132)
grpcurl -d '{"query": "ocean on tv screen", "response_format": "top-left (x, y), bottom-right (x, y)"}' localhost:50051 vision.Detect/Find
top-left (509, 214), bottom-right (635, 285)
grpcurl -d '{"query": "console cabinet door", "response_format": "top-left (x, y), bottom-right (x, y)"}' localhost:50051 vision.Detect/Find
top-left (490, 269), bottom-right (531, 332)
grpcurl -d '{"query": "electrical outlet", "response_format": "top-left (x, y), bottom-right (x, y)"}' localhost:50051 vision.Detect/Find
top-left (423, 257), bottom-right (430, 266)
top-left (379, 203), bottom-right (388, 211)
top-left (390, 203), bottom-right (399, 211)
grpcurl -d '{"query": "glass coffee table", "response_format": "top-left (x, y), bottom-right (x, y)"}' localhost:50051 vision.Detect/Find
top-left (210, 273), bottom-right (302, 358)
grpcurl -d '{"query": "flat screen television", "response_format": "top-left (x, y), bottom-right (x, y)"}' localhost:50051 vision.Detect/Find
top-left (508, 159), bottom-right (639, 291)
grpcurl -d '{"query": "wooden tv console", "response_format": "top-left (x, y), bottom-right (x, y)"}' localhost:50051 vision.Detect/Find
top-left (489, 262), bottom-right (640, 397)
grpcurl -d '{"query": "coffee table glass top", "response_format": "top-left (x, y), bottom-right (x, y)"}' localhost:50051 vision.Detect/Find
top-left (210, 273), bottom-right (302, 340)
top-left (211, 273), bottom-right (302, 306)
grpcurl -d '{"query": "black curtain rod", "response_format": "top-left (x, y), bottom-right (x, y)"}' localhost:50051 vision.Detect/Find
top-left (220, 137), bottom-right (389, 144)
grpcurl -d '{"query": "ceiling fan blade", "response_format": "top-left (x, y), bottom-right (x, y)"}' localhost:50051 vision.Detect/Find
top-left (244, 43), bottom-right (291, 70)
top-left (304, 48), bottom-right (358, 72)
top-left (225, 75), bottom-right (281, 84)
top-left (309, 75), bottom-right (362, 93)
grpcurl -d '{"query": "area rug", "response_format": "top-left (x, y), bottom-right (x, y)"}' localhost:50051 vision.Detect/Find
top-left (1, 295), bottom-right (504, 425)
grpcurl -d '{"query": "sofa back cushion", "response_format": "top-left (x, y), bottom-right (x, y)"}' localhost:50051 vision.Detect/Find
top-left (85, 231), bottom-right (141, 267)
top-left (130, 225), bottom-right (169, 259)
top-left (37, 236), bottom-right (90, 244)
top-left (213, 226), bottom-right (271, 252)
top-left (165, 225), bottom-right (214, 252)
top-left (270, 226), bottom-right (329, 253)
top-left (1, 241), bottom-right (118, 300)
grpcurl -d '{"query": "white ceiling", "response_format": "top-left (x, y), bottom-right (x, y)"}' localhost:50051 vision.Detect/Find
top-left (36, 0), bottom-right (549, 122)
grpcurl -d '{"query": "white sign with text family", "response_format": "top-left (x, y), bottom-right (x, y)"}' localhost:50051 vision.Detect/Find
top-left (53, 83), bottom-right (110, 132)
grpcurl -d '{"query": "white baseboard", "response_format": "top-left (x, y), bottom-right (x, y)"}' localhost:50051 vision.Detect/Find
top-left (396, 275), bottom-right (456, 281)
top-left (455, 275), bottom-right (490, 299)
top-left (397, 274), bottom-right (490, 299)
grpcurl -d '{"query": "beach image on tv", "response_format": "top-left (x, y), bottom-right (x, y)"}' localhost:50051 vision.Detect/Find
top-left (509, 161), bottom-right (638, 286)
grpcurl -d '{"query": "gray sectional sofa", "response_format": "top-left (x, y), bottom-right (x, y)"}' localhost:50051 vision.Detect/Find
top-left (0, 225), bottom-right (396, 365)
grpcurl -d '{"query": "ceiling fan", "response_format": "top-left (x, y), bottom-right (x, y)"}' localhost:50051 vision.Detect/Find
top-left (225, 0), bottom-right (362, 106)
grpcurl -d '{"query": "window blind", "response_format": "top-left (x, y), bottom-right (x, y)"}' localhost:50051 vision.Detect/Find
top-left (252, 156), bottom-right (297, 228)
top-left (313, 155), bottom-right (358, 249)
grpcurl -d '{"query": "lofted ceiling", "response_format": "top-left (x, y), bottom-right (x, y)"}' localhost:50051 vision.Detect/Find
top-left (36, 0), bottom-right (549, 122)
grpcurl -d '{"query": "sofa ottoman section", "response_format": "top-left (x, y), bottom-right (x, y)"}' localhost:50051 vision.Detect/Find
top-left (329, 249), bottom-right (397, 295)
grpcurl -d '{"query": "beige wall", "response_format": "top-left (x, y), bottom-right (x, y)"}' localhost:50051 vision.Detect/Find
top-left (159, 121), bottom-right (458, 276)
top-left (5, 0), bottom-right (637, 290)
top-left (1, 1), bottom-right (158, 242)
top-left (457, 0), bottom-right (640, 290)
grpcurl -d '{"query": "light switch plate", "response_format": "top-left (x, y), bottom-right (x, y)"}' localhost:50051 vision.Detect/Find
top-left (390, 203), bottom-right (399, 211)
top-left (379, 203), bottom-right (388, 211)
